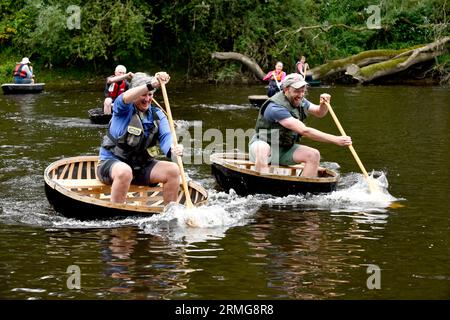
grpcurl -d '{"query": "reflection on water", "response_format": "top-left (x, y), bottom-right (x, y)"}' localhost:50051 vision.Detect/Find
top-left (101, 227), bottom-right (137, 294)
top-left (0, 184), bottom-right (392, 299)
top-left (91, 207), bottom-right (382, 299)
top-left (246, 210), bottom-right (378, 299)
top-left (0, 84), bottom-right (449, 299)
top-left (98, 226), bottom-right (218, 299)
top-left (2, 92), bottom-right (43, 110)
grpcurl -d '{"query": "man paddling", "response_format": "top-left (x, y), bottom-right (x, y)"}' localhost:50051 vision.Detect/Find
top-left (248, 73), bottom-right (352, 177)
top-left (97, 72), bottom-right (183, 204)
top-left (103, 65), bottom-right (134, 115)
top-left (13, 57), bottom-right (34, 84)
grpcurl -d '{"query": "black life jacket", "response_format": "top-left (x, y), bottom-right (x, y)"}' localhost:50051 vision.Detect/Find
top-left (101, 106), bottom-right (160, 169)
top-left (254, 91), bottom-right (307, 149)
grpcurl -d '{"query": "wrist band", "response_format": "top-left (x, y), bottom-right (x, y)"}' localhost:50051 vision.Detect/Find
top-left (146, 82), bottom-right (153, 92)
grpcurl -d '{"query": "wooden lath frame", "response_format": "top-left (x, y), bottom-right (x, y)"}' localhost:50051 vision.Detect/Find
top-left (44, 155), bottom-right (209, 215)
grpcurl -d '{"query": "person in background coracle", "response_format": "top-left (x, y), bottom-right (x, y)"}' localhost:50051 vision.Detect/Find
top-left (263, 61), bottom-right (286, 97)
top-left (103, 65), bottom-right (134, 115)
top-left (97, 72), bottom-right (183, 205)
top-left (249, 73), bottom-right (352, 177)
top-left (295, 55), bottom-right (310, 80)
top-left (13, 57), bottom-right (34, 84)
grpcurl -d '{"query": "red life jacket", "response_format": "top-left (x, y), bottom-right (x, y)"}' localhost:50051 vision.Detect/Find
top-left (13, 64), bottom-right (28, 78)
top-left (107, 80), bottom-right (127, 99)
top-left (273, 71), bottom-right (283, 81)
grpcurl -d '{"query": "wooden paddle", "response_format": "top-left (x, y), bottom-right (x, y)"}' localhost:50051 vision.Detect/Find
top-left (325, 102), bottom-right (380, 193)
top-left (272, 71), bottom-right (281, 91)
top-left (150, 97), bottom-right (168, 117)
top-left (151, 98), bottom-right (180, 129)
top-left (158, 80), bottom-right (194, 208)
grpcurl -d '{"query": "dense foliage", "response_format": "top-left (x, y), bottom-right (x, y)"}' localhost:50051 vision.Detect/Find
top-left (0, 0), bottom-right (448, 81)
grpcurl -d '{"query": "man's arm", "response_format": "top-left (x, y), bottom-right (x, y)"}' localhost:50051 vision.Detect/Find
top-left (122, 82), bottom-right (152, 104)
top-left (122, 72), bottom-right (168, 104)
top-left (279, 117), bottom-right (352, 146)
top-left (263, 71), bottom-right (274, 81)
top-left (155, 108), bottom-right (172, 157)
top-left (106, 72), bottom-right (133, 84)
top-left (306, 94), bottom-right (331, 118)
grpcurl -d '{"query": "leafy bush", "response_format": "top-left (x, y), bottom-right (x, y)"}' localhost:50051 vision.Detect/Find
top-left (8, 0), bottom-right (153, 67)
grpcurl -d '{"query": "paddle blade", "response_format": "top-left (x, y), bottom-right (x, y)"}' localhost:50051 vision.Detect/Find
top-left (368, 178), bottom-right (382, 194)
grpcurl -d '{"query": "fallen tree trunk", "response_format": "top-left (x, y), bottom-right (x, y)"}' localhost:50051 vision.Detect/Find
top-left (346, 52), bottom-right (440, 82)
top-left (211, 52), bottom-right (266, 80)
top-left (346, 37), bottom-right (450, 82)
top-left (307, 49), bottom-right (406, 80)
top-left (211, 37), bottom-right (449, 84)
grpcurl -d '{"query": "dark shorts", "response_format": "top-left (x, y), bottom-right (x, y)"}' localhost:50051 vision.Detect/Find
top-left (96, 159), bottom-right (159, 186)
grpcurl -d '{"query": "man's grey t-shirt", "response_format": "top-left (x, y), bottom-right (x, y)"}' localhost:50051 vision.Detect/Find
top-left (262, 98), bottom-right (311, 122)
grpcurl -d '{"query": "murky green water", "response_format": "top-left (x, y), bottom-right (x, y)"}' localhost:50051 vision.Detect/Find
top-left (0, 83), bottom-right (449, 299)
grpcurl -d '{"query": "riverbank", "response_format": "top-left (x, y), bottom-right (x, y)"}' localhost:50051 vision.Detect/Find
top-left (2, 66), bottom-right (446, 88)
top-left (1, 55), bottom-right (448, 87)
top-left (0, 57), bottom-right (105, 88)
top-left (0, 50), bottom-right (181, 88)
top-left (0, 58), bottom-right (191, 89)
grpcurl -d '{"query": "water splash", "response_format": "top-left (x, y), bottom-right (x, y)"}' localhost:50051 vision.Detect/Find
top-left (3, 188), bottom-right (258, 244)
top-left (174, 120), bottom-right (201, 129)
top-left (2, 167), bottom-right (402, 243)
top-left (260, 171), bottom-right (400, 215)
top-left (139, 191), bottom-right (258, 243)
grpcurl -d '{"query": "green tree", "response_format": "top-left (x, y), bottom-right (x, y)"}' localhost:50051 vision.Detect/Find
top-left (10, 0), bottom-right (153, 67)
top-left (1, 0), bottom-right (447, 81)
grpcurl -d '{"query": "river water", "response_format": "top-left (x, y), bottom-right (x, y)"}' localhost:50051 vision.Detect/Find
top-left (0, 83), bottom-right (448, 300)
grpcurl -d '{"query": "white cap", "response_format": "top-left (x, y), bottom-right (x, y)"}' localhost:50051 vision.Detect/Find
top-left (281, 73), bottom-right (308, 89)
top-left (20, 57), bottom-right (31, 64)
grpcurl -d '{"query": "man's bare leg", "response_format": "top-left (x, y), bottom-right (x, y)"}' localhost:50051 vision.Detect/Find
top-left (252, 141), bottom-right (271, 173)
top-left (110, 162), bottom-right (133, 203)
top-left (149, 161), bottom-right (181, 204)
top-left (104, 97), bottom-right (113, 115)
top-left (292, 145), bottom-right (320, 177)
